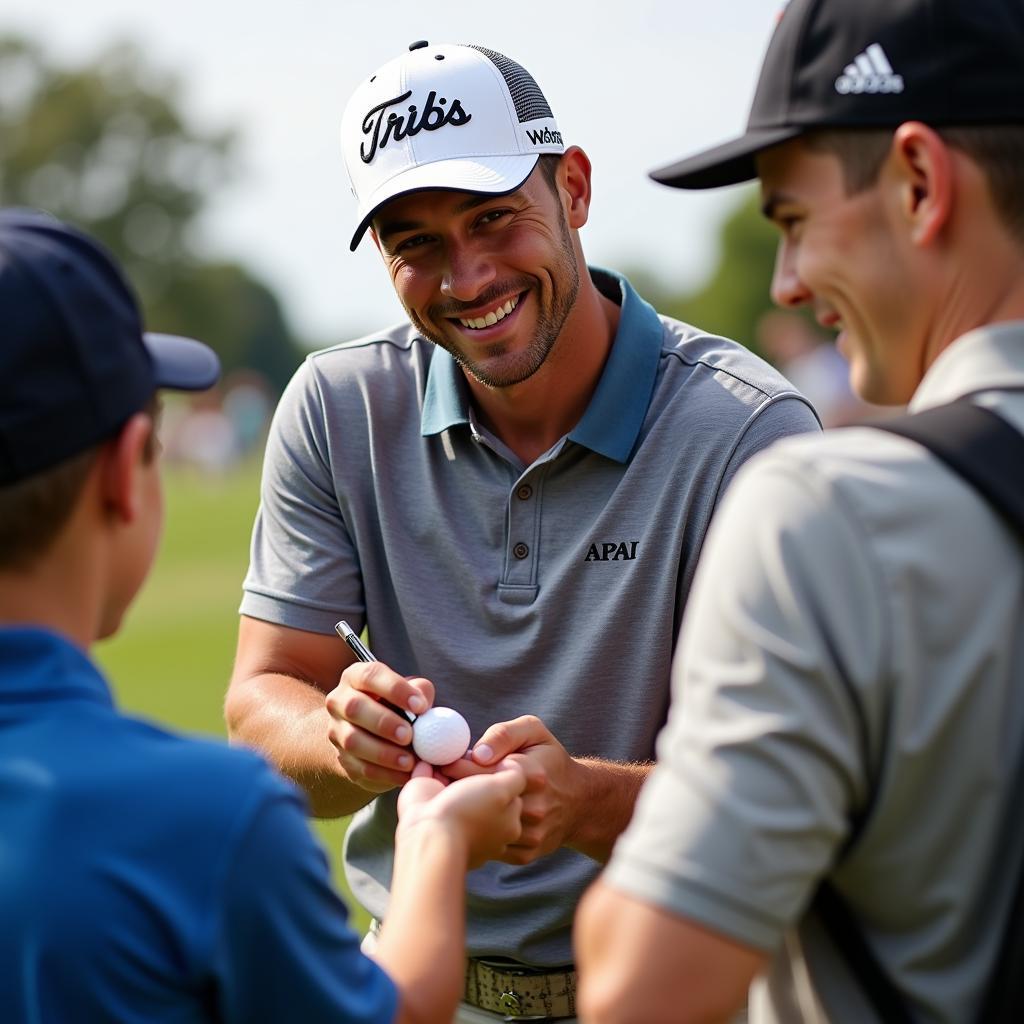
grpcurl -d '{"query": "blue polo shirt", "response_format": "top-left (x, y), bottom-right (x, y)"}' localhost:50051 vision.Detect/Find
top-left (0, 626), bottom-right (397, 1023)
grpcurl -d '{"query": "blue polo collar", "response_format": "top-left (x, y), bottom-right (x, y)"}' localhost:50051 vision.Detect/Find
top-left (421, 268), bottom-right (664, 463)
top-left (0, 626), bottom-right (114, 714)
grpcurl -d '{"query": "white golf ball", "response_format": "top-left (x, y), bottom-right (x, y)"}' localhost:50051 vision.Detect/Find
top-left (412, 706), bottom-right (471, 765)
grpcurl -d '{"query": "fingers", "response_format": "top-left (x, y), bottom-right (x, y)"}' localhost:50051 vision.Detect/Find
top-left (396, 760), bottom-right (446, 816)
top-left (489, 786), bottom-right (551, 864)
top-left (438, 756), bottom-right (497, 781)
top-left (325, 662), bottom-right (434, 792)
top-left (470, 714), bottom-right (550, 766)
top-left (394, 758), bottom-right (525, 865)
top-left (489, 758), bottom-right (528, 798)
top-left (457, 763), bottom-right (527, 866)
top-left (334, 662), bottom-right (432, 727)
top-left (481, 739), bottom-right (578, 864)
top-left (491, 772), bottom-right (528, 858)
top-left (331, 737), bottom-right (411, 793)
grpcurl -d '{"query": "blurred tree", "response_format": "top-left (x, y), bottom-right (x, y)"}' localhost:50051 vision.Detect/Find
top-left (158, 262), bottom-right (305, 392)
top-left (626, 188), bottom-right (780, 356)
top-left (0, 33), bottom-right (306, 392)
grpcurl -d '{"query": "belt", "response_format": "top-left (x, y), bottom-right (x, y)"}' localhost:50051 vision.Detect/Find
top-left (464, 957), bottom-right (576, 1020)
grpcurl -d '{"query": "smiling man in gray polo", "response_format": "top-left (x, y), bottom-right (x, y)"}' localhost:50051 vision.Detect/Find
top-left (227, 40), bottom-right (818, 1023)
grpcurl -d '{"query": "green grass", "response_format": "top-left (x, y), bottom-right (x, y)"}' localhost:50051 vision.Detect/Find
top-left (94, 457), bottom-right (369, 933)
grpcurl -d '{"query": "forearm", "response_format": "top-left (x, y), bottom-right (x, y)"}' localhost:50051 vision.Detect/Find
top-left (567, 759), bottom-right (653, 862)
top-left (374, 820), bottom-right (469, 1024)
top-left (225, 672), bottom-right (374, 818)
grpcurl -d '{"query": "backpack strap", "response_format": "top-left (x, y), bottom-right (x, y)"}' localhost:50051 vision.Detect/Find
top-left (815, 398), bottom-right (1024, 1022)
top-left (873, 400), bottom-right (1024, 541)
top-left (814, 881), bottom-right (915, 1022)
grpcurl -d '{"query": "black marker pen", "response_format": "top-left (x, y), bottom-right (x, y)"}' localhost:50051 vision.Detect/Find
top-left (335, 620), bottom-right (417, 726)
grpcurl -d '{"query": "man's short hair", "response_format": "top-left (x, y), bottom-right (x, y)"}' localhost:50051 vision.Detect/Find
top-left (0, 448), bottom-right (99, 570)
top-left (536, 153), bottom-right (562, 195)
top-left (805, 126), bottom-right (1024, 245)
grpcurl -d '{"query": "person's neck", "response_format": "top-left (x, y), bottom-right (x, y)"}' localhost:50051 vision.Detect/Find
top-left (923, 276), bottom-right (1024, 374)
top-left (922, 213), bottom-right (1024, 370)
top-left (465, 279), bottom-right (622, 466)
top-left (0, 540), bottom-right (103, 650)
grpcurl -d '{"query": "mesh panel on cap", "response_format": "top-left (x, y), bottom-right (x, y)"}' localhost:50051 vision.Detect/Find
top-left (466, 45), bottom-right (553, 122)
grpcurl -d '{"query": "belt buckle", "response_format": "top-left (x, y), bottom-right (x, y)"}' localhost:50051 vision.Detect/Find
top-left (496, 995), bottom-right (551, 1022)
top-left (498, 989), bottom-right (524, 1017)
top-left (496, 989), bottom-right (551, 1020)
top-left (466, 957), bottom-right (575, 1020)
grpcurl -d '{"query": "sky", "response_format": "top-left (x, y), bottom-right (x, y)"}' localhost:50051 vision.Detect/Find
top-left (3, 0), bottom-right (781, 346)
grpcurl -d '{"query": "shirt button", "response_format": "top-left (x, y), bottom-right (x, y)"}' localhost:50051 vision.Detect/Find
top-left (513, 542), bottom-right (529, 560)
top-left (516, 484), bottom-right (533, 501)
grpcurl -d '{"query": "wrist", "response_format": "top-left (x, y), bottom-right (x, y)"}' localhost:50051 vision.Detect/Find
top-left (566, 758), bottom-right (652, 862)
top-left (563, 756), bottom-right (593, 848)
top-left (396, 812), bottom-right (471, 868)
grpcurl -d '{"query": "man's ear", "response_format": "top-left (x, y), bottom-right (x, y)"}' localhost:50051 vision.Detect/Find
top-left (98, 412), bottom-right (153, 525)
top-left (889, 121), bottom-right (954, 247)
top-left (556, 146), bottom-right (593, 230)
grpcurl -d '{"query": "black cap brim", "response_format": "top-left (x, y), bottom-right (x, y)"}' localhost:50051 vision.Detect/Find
top-left (144, 333), bottom-right (221, 392)
top-left (648, 125), bottom-right (803, 190)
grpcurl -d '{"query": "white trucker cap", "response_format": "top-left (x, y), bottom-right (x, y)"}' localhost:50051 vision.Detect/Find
top-left (341, 40), bottom-right (565, 250)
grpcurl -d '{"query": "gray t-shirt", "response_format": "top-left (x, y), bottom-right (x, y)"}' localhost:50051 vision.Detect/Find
top-left (605, 321), bottom-right (1024, 1020)
top-left (241, 268), bottom-right (819, 965)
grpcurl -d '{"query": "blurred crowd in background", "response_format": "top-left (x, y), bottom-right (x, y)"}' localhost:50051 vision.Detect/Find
top-left (161, 369), bottom-right (274, 474)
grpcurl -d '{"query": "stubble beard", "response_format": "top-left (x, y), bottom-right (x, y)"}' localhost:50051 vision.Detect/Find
top-left (409, 216), bottom-right (581, 389)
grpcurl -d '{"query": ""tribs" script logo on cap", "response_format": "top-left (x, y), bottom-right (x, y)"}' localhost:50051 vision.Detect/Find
top-left (360, 90), bottom-right (472, 164)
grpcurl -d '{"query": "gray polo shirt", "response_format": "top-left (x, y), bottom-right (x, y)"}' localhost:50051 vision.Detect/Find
top-left (605, 321), bottom-right (1024, 1020)
top-left (241, 268), bottom-right (819, 965)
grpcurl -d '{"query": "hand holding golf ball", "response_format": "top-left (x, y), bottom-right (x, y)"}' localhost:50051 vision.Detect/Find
top-left (335, 621), bottom-right (471, 766)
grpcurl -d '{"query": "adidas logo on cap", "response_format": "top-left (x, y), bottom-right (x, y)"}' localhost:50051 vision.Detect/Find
top-left (649, 0), bottom-right (1024, 191)
top-left (834, 43), bottom-right (904, 95)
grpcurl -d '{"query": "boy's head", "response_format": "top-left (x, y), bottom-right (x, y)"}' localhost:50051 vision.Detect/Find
top-left (0, 209), bottom-right (219, 634)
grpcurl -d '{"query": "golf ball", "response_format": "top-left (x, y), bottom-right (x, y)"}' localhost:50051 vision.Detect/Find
top-left (412, 707), bottom-right (471, 765)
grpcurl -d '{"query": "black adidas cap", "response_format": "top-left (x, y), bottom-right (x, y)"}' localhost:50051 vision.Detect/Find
top-left (651, 0), bottom-right (1024, 190)
top-left (0, 209), bottom-right (220, 485)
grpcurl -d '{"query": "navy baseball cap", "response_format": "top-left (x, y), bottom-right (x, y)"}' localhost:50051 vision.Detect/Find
top-left (0, 209), bottom-right (220, 485)
top-left (650, 0), bottom-right (1024, 189)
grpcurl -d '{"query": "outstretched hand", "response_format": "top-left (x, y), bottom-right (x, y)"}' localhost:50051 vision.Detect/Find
top-left (397, 760), bottom-right (526, 869)
top-left (442, 715), bottom-right (585, 864)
